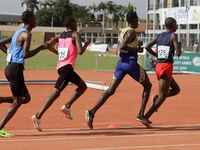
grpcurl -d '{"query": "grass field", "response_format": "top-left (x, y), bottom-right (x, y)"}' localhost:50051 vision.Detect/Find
top-left (0, 46), bottom-right (145, 71)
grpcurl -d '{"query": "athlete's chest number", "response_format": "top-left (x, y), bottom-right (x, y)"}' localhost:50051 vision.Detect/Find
top-left (58, 47), bottom-right (68, 61)
top-left (158, 46), bottom-right (170, 59)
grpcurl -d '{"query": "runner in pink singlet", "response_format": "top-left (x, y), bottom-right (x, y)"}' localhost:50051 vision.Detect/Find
top-left (31, 16), bottom-right (90, 131)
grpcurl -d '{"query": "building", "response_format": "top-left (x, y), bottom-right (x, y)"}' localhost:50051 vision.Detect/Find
top-left (146, 0), bottom-right (200, 48)
top-left (0, 13), bottom-right (22, 25)
top-left (0, 13), bottom-right (151, 47)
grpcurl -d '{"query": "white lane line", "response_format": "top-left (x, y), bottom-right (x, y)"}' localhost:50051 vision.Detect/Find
top-left (74, 143), bottom-right (200, 150)
top-left (7, 123), bottom-right (200, 132)
top-left (0, 132), bottom-right (200, 142)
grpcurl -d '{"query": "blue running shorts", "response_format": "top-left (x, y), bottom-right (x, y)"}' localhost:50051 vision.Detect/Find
top-left (113, 59), bottom-right (147, 82)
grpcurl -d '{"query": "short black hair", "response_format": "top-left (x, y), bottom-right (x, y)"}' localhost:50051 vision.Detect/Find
top-left (165, 17), bottom-right (176, 29)
top-left (21, 11), bottom-right (34, 24)
top-left (64, 16), bottom-right (75, 28)
top-left (126, 11), bottom-right (138, 23)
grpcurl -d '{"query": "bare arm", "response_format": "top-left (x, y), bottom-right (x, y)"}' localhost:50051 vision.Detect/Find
top-left (23, 32), bottom-right (48, 59)
top-left (171, 33), bottom-right (181, 57)
top-left (120, 30), bottom-right (143, 53)
top-left (46, 34), bottom-right (60, 55)
top-left (0, 33), bottom-right (14, 54)
top-left (73, 31), bottom-right (90, 55)
top-left (145, 37), bottom-right (157, 57)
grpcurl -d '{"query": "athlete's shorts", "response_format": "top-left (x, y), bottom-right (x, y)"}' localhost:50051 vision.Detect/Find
top-left (5, 63), bottom-right (28, 97)
top-left (113, 59), bottom-right (147, 83)
top-left (55, 64), bottom-right (82, 91)
top-left (155, 62), bottom-right (173, 80)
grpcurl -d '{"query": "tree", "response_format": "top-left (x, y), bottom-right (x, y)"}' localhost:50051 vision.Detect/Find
top-left (112, 4), bottom-right (124, 29)
top-left (52, 0), bottom-right (72, 27)
top-left (35, 0), bottom-right (72, 27)
top-left (35, 8), bottom-right (52, 26)
top-left (21, 0), bottom-right (39, 13)
top-left (97, 1), bottom-right (114, 33)
top-left (126, 2), bottom-right (136, 13)
top-left (70, 3), bottom-right (78, 13)
top-left (73, 6), bottom-right (89, 20)
top-left (89, 2), bottom-right (97, 14)
top-left (39, 0), bottom-right (54, 9)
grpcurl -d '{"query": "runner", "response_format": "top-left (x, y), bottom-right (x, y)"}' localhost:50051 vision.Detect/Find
top-left (141, 17), bottom-right (181, 127)
top-left (85, 11), bottom-right (152, 129)
top-left (31, 16), bottom-right (90, 131)
top-left (0, 11), bottom-right (49, 137)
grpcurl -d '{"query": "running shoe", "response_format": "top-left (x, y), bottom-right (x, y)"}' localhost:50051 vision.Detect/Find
top-left (0, 128), bottom-right (13, 137)
top-left (152, 95), bottom-right (158, 112)
top-left (31, 115), bottom-right (42, 131)
top-left (136, 115), bottom-right (152, 129)
top-left (85, 110), bottom-right (94, 129)
top-left (61, 105), bottom-right (73, 120)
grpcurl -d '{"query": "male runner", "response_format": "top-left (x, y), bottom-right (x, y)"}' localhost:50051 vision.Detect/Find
top-left (0, 11), bottom-right (49, 137)
top-left (142, 17), bottom-right (181, 128)
top-left (85, 11), bottom-right (153, 129)
top-left (31, 16), bottom-right (90, 131)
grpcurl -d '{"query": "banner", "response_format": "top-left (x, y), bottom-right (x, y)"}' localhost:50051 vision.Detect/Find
top-left (145, 52), bottom-right (200, 73)
top-left (179, 7), bottom-right (188, 24)
top-left (188, 6), bottom-right (200, 24)
top-left (85, 44), bottom-right (110, 52)
top-left (159, 6), bottom-right (200, 25)
top-left (173, 53), bottom-right (200, 72)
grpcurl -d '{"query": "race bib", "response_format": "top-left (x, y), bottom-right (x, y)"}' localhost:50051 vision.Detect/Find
top-left (6, 48), bottom-right (12, 62)
top-left (158, 45), bottom-right (170, 59)
top-left (58, 47), bottom-right (68, 61)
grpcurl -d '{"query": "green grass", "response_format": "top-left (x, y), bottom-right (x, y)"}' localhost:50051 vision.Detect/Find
top-left (0, 47), bottom-right (145, 71)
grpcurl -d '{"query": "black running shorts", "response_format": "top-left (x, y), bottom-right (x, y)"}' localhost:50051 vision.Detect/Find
top-left (5, 63), bottom-right (28, 97)
top-left (55, 64), bottom-right (82, 91)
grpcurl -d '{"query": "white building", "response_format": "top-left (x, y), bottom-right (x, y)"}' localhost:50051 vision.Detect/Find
top-left (146, 0), bottom-right (200, 49)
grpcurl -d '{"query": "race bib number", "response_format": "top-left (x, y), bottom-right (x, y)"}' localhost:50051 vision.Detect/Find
top-left (6, 48), bottom-right (12, 62)
top-left (158, 46), bottom-right (170, 59)
top-left (58, 47), bottom-right (68, 61)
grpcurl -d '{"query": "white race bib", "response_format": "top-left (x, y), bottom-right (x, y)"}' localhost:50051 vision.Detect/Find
top-left (58, 47), bottom-right (68, 61)
top-left (6, 48), bottom-right (12, 62)
top-left (157, 45), bottom-right (170, 59)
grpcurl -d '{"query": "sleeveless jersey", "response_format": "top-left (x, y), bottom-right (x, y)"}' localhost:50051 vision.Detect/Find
top-left (117, 27), bottom-right (139, 60)
top-left (8, 28), bottom-right (28, 65)
top-left (156, 32), bottom-right (175, 63)
top-left (56, 31), bottom-right (78, 70)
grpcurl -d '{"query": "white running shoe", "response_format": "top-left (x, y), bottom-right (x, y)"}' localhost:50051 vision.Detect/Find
top-left (61, 105), bottom-right (73, 120)
top-left (31, 115), bottom-right (42, 131)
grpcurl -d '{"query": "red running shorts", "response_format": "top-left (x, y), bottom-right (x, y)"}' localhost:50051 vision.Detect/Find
top-left (155, 62), bottom-right (173, 80)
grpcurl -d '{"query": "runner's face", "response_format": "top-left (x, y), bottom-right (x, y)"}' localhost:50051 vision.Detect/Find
top-left (172, 20), bottom-right (177, 32)
top-left (133, 17), bottom-right (139, 28)
top-left (73, 20), bottom-right (77, 31)
top-left (31, 15), bottom-right (36, 28)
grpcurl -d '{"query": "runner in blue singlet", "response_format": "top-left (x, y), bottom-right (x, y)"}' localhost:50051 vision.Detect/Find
top-left (0, 11), bottom-right (49, 137)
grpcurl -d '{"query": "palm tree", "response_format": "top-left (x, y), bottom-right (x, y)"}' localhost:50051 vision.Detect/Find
top-left (112, 4), bottom-right (125, 29)
top-left (126, 2), bottom-right (136, 13)
top-left (97, 1), bottom-right (114, 33)
top-left (70, 3), bottom-right (78, 13)
top-left (21, 0), bottom-right (39, 13)
top-left (89, 2), bottom-right (97, 14)
top-left (39, 0), bottom-right (55, 9)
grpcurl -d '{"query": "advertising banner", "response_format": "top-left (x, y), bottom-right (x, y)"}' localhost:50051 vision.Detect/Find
top-left (145, 52), bottom-right (200, 73)
top-left (159, 6), bottom-right (200, 25)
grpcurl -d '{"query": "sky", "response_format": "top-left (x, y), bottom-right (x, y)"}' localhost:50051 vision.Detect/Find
top-left (0, 0), bottom-right (147, 19)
